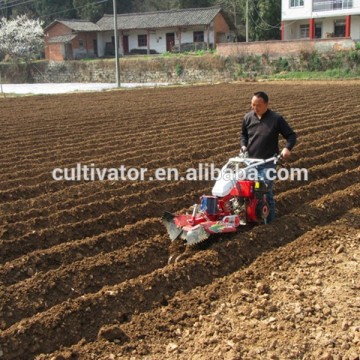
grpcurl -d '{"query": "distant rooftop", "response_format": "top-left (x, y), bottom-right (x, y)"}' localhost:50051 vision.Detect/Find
top-left (45, 19), bottom-right (100, 32)
top-left (47, 34), bottom-right (77, 43)
top-left (96, 7), bottom-right (223, 31)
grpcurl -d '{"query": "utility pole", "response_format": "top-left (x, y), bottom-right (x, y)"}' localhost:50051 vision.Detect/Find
top-left (246, 0), bottom-right (249, 42)
top-left (113, 0), bottom-right (120, 87)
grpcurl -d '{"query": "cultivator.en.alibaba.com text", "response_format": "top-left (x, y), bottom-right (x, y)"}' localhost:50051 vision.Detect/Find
top-left (52, 163), bottom-right (308, 182)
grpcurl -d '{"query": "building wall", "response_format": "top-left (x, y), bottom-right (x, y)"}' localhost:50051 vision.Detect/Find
top-left (217, 38), bottom-right (356, 57)
top-left (72, 32), bottom-right (97, 59)
top-left (283, 18), bottom-right (336, 39)
top-left (46, 43), bottom-right (65, 61)
top-left (96, 32), bottom-right (106, 57)
top-left (46, 22), bottom-right (98, 60)
top-left (282, 0), bottom-right (360, 20)
top-left (282, 0), bottom-right (312, 20)
top-left (283, 22), bottom-right (297, 40)
top-left (46, 23), bottom-right (72, 37)
top-left (214, 13), bottom-right (230, 34)
top-left (284, 20), bottom-right (309, 39)
top-left (284, 14), bottom-right (360, 40)
top-left (127, 30), bottom-right (164, 53)
top-left (351, 15), bottom-right (360, 39)
top-left (45, 23), bottom-right (72, 60)
top-left (321, 18), bottom-right (337, 36)
top-left (313, 0), bottom-right (360, 18)
top-left (179, 26), bottom-right (214, 45)
top-left (282, 0), bottom-right (360, 40)
top-left (214, 13), bottom-right (231, 43)
top-left (97, 27), bottom-right (216, 56)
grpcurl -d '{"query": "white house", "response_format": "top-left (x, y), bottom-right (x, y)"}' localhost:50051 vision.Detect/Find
top-left (281, 0), bottom-right (360, 40)
top-left (95, 7), bottom-right (233, 56)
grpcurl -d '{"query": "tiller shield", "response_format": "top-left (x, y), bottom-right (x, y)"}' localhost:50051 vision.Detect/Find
top-left (162, 155), bottom-right (280, 246)
top-left (162, 208), bottom-right (241, 245)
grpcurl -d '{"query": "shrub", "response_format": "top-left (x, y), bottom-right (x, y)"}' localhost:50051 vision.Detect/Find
top-left (274, 57), bottom-right (290, 72)
top-left (175, 63), bottom-right (184, 76)
top-left (307, 51), bottom-right (322, 71)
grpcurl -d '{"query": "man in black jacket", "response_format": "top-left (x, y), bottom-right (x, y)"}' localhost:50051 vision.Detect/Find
top-left (240, 91), bottom-right (297, 223)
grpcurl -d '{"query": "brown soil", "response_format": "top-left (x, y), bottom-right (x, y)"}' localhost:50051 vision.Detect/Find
top-left (0, 81), bottom-right (359, 360)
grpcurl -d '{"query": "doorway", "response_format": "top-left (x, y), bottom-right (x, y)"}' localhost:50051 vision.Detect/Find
top-left (166, 33), bottom-right (175, 52)
top-left (93, 39), bottom-right (98, 57)
top-left (123, 35), bottom-right (129, 54)
top-left (64, 43), bottom-right (73, 60)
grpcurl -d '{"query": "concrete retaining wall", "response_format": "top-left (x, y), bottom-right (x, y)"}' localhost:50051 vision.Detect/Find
top-left (0, 56), bottom-right (234, 84)
top-left (0, 39), bottom-right (357, 84)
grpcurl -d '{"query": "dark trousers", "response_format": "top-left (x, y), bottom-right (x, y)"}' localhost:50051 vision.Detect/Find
top-left (256, 163), bottom-right (276, 224)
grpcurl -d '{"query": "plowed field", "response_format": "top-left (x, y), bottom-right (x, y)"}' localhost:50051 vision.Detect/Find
top-left (0, 82), bottom-right (359, 360)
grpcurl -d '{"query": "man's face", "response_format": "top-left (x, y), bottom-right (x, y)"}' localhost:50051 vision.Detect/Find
top-left (251, 96), bottom-right (268, 117)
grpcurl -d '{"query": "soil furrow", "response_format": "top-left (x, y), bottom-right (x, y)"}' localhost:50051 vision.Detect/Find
top-left (0, 235), bottom-right (169, 329)
top-left (0, 110), bottom-right (356, 173)
top-left (0, 218), bottom-right (162, 286)
top-left (1, 183), bottom-right (359, 360)
top-left (0, 188), bottom-right (206, 263)
top-left (2, 151), bottom-right (358, 244)
top-left (1, 166), bottom-right (359, 326)
top-left (1, 82), bottom-right (359, 359)
top-left (1, 163), bottom-right (358, 287)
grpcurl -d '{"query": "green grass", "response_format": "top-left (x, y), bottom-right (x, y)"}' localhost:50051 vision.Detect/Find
top-left (161, 49), bottom-right (216, 57)
top-left (266, 69), bottom-right (360, 80)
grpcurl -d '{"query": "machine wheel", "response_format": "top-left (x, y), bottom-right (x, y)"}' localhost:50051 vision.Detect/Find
top-left (256, 200), bottom-right (270, 220)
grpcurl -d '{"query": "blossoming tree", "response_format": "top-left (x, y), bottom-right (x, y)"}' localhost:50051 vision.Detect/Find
top-left (0, 15), bottom-right (44, 62)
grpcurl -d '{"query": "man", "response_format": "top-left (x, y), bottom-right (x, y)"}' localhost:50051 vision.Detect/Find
top-left (240, 91), bottom-right (296, 223)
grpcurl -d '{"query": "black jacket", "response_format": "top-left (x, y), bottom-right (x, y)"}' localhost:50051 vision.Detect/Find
top-left (240, 109), bottom-right (297, 159)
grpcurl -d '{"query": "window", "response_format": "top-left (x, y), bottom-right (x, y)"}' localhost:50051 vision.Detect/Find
top-left (333, 0), bottom-right (353, 9)
top-left (334, 21), bottom-right (345, 37)
top-left (290, 0), bottom-right (304, 7)
top-left (313, 0), bottom-right (352, 11)
top-left (300, 24), bottom-right (309, 38)
top-left (332, 0), bottom-right (342, 9)
top-left (79, 39), bottom-right (84, 49)
top-left (193, 31), bottom-right (204, 42)
top-left (343, 0), bottom-right (353, 8)
top-left (138, 34), bottom-right (147, 47)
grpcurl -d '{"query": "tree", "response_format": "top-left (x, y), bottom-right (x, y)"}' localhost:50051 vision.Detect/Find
top-left (257, 0), bottom-right (281, 40)
top-left (216, 0), bottom-right (241, 26)
top-left (0, 0), bottom-right (36, 19)
top-left (178, 0), bottom-right (215, 7)
top-left (239, 0), bottom-right (281, 41)
top-left (73, 0), bottom-right (108, 21)
top-left (215, 0), bottom-right (244, 40)
top-left (0, 15), bottom-right (44, 62)
top-left (35, 0), bottom-right (76, 25)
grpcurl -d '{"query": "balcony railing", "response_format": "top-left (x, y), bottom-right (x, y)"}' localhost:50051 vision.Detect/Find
top-left (313, 0), bottom-right (353, 11)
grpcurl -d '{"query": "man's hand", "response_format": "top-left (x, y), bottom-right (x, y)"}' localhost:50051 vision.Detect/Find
top-left (240, 146), bottom-right (247, 153)
top-left (281, 148), bottom-right (291, 160)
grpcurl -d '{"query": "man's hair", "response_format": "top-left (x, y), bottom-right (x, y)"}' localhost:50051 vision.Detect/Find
top-left (253, 91), bottom-right (269, 103)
